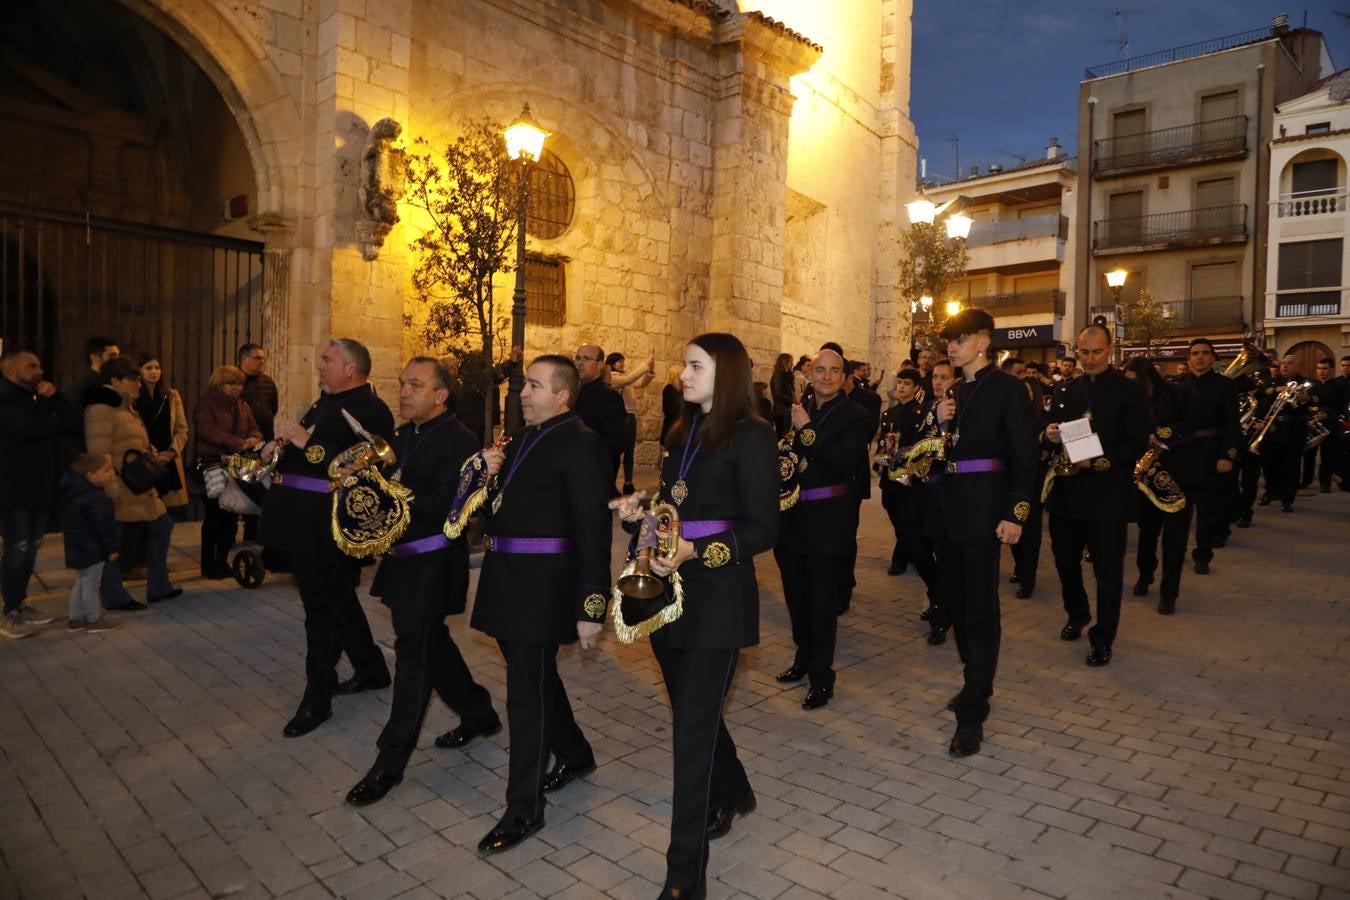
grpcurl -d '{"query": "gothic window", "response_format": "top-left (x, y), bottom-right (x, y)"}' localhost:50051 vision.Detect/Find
top-left (526, 151), bottom-right (575, 240)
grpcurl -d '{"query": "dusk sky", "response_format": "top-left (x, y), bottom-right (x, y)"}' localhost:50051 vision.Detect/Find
top-left (910, 1), bottom-right (1350, 183)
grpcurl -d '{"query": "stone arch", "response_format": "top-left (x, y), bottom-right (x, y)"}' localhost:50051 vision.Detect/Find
top-left (1277, 146), bottom-right (1347, 200)
top-left (114, 0), bottom-right (303, 218)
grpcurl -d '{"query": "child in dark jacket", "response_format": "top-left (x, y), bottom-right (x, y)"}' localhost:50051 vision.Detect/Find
top-left (61, 454), bottom-right (121, 633)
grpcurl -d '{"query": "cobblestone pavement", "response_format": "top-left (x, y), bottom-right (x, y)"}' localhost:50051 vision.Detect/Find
top-left (3, 488), bottom-right (1349, 900)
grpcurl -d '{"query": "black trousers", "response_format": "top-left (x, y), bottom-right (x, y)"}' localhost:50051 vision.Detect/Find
top-left (775, 550), bottom-right (841, 690)
top-left (1303, 432), bottom-right (1338, 489)
top-left (373, 607), bottom-right (497, 774)
top-left (499, 640), bottom-right (593, 820)
top-left (1261, 442), bottom-right (1301, 506)
top-left (935, 538), bottom-right (1001, 725)
top-left (1010, 498), bottom-right (1044, 590)
top-left (838, 498), bottom-right (863, 612)
top-left (879, 487), bottom-right (940, 604)
top-left (1191, 468), bottom-right (1232, 563)
top-left (619, 413), bottom-right (637, 484)
top-left (289, 553), bottom-right (389, 712)
top-left (1135, 495), bottom-right (1194, 601)
top-left (1049, 515), bottom-right (1127, 648)
top-left (1236, 451), bottom-right (1262, 520)
top-left (200, 497), bottom-right (240, 572)
top-left (651, 631), bottom-right (749, 893)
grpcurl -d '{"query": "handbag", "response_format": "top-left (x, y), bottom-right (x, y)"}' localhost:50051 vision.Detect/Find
top-left (120, 449), bottom-right (169, 495)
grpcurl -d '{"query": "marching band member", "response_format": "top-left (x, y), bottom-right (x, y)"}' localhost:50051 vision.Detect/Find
top-left (611, 332), bottom-right (778, 900)
top-left (1259, 355), bottom-right (1309, 513)
top-left (1044, 323), bottom-right (1151, 668)
top-left (260, 338), bottom-right (392, 739)
top-left (1176, 339), bottom-right (1241, 574)
top-left (1008, 363), bottom-right (1047, 600)
top-left (926, 309), bottom-right (1037, 758)
top-left (345, 357), bottom-right (500, 807)
top-left (471, 355), bottom-right (613, 855)
top-left (773, 348), bottom-right (872, 710)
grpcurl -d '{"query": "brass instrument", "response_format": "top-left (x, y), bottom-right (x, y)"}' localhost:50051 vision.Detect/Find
top-left (1237, 394), bottom-right (1258, 435)
top-left (1221, 343), bottom-right (1265, 381)
top-left (612, 502), bottom-right (684, 643)
top-left (1248, 380), bottom-right (1311, 453)
top-left (330, 410), bottom-right (413, 558)
top-left (886, 392), bottom-right (947, 484)
top-left (1133, 435), bottom-right (1187, 513)
top-left (1306, 414), bottom-right (1332, 451)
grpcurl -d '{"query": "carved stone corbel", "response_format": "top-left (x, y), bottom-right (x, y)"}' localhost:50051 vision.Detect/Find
top-left (357, 117), bottom-right (407, 261)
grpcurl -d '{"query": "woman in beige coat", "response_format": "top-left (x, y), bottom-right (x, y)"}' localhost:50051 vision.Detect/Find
top-left (136, 354), bottom-right (189, 510)
top-left (85, 357), bottom-right (182, 604)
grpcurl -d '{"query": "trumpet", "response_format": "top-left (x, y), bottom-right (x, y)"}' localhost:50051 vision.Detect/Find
top-left (616, 502), bottom-right (681, 601)
top-left (1248, 380), bottom-right (1312, 453)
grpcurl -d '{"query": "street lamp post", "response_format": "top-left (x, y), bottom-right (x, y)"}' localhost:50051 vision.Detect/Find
top-left (502, 104), bottom-right (549, 435)
top-left (1105, 268), bottom-right (1128, 361)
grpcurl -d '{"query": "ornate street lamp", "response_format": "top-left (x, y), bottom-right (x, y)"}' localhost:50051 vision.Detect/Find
top-left (945, 299), bottom-right (963, 318)
top-left (503, 104), bottom-right (549, 435)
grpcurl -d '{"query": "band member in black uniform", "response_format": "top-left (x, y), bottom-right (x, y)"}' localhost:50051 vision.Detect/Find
top-left (1258, 354), bottom-right (1309, 513)
top-left (926, 309), bottom-right (1037, 758)
top-left (838, 361), bottom-right (882, 613)
top-left (471, 355), bottom-right (613, 855)
top-left (1009, 367), bottom-right (1046, 600)
top-left (1124, 357), bottom-right (1196, 615)
top-left (875, 369), bottom-right (945, 643)
top-left (1044, 323), bottom-right (1151, 668)
top-left (344, 358), bottom-right (501, 806)
top-left (774, 348), bottom-right (872, 710)
top-left (1176, 339), bottom-right (1241, 574)
top-left (1306, 357), bottom-right (1344, 492)
top-left (260, 338), bottom-right (393, 739)
top-left (1233, 355), bottom-right (1272, 527)
top-left (611, 332), bottom-right (778, 900)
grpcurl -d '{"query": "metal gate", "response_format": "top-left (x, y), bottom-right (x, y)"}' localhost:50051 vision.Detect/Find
top-left (1, 203), bottom-right (264, 409)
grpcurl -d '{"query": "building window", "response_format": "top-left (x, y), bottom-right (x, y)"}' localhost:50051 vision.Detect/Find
top-left (526, 150), bottom-right (575, 240)
top-left (524, 253), bottom-right (566, 326)
top-left (1306, 122), bottom-right (1332, 136)
top-left (1291, 159), bottom-right (1338, 195)
top-left (1200, 91), bottom-right (1239, 122)
top-left (1277, 239), bottom-right (1343, 290)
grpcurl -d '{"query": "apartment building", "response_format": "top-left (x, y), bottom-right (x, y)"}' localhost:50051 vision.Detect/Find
top-left (924, 143), bottom-right (1076, 365)
top-left (1265, 69), bottom-right (1350, 370)
top-left (1075, 17), bottom-right (1329, 362)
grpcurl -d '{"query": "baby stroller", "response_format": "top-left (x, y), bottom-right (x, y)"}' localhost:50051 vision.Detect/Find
top-left (201, 455), bottom-right (271, 589)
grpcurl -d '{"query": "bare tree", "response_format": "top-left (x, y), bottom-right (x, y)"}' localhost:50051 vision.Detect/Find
top-left (403, 118), bottom-right (525, 445)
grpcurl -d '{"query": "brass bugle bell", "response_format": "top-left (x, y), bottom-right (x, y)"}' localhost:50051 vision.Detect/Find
top-left (328, 433), bottom-right (396, 480)
top-left (617, 502), bottom-right (681, 600)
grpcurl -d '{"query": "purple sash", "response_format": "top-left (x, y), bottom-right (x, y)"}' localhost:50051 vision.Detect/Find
top-left (485, 536), bottom-right (574, 554)
top-left (275, 473), bottom-right (331, 494)
top-left (680, 519), bottom-right (737, 539)
top-left (389, 534), bottom-right (452, 557)
top-left (928, 458), bottom-right (1006, 482)
top-left (799, 483), bottom-right (851, 502)
top-left (1192, 427), bottom-right (1221, 439)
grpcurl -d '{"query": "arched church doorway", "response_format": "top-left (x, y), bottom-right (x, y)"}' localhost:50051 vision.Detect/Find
top-left (0, 0), bottom-right (265, 406)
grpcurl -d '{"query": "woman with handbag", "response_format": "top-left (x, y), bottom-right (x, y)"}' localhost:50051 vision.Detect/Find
top-left (136, 354), bottom-right (190, 513)
top-left (611, 333), bottom-right (779, 900)
top-left (84, 357), bottom-right (182, 604)
top-left (193, 366), bottom-right (262, 579)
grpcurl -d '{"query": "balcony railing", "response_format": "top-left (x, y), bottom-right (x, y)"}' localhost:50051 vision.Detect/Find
top-left (1274, 291), bottom-right (1342, 318)
top-left (1093, 116), bottom-right (1246, 173)
top-left (1276, 189), bottom-right (1347, 218)
top-left (964, 214), bottom-right (1067, 248)
top-left (1084, 26), bottom-right (1272, 79)
top-left (1092, 204), bottom-right (1247, 250)
top-left (981, 289), bottom-right (1065, 315)
top-left (1159, 295), bottom-right (1246, 328)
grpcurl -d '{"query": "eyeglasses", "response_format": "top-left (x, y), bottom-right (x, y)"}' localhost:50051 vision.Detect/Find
top-left (574, 354), bottom-right (600, 363)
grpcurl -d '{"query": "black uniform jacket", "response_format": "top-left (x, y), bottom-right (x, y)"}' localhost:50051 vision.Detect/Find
top-left (849, 386), bottom-right (882, 499)
top-left (876, 398), bottom-right (929, 522)
top-left (370, 411), bottom-right (479, 616)
top-left (575, 378), bottom-right (626, 459)
top-left (1042, 366), bottom-right (1151, 523)
top-left (653, 417), bottom-right (778, 650)
top-left (470, 412), bottom-right (613, 644)
top-left (1144, 380), bottom-right (1201, 491)
top-left (778, 393), bottom-right (873, 556)
top-left (924, 366), bottom-right (1038, 543)
top-left (1177, 369), bottom-right (1241, 467)
top-left (259, 384), bottom-right (395, 557)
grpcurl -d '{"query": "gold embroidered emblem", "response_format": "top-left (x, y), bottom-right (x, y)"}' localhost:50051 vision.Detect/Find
top-left (583, 594), bottom-right (606, 619)
top-left (1092, 457), bottom-right (1110, 471)
top-left (703, 542), bottom-right (731, 568)
top-left (1013, 501), bottom-right (1031, 522)
top-left (779, 456), bottom-right (795, 479)
top-left (800, 428), bottom-right (816, 447)
top-left (305, 445), bottom-right (326, 464)
top-left (1157, 426), bottom-right (1173, 439)
top-left (1226, 448), bottom-right (1238, 459)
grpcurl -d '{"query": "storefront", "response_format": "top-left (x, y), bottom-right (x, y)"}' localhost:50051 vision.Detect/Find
top-left (992, 321), bottom-right (1061, 366)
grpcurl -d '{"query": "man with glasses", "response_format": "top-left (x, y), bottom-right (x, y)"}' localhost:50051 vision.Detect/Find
top-left (238, 343), bottom-right (278, 442)
top-left (572, 344), bottom-right (626, 490)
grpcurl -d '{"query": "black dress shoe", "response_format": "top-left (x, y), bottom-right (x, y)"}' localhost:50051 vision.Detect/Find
top-left (1258, 495), bottom-right (1272, 506)
top-left (946, 690), bottom-right (969, 712)
top-left (1193, 559), bottom-right (1210, 575)
top-left (919, 606), bottom-right (933, 622)
top-left (346, 769), bottom-right (403, 807)
top-left (1132, 578), bottom-right (1151, 597)
top-left (1015, 584), bottom-right (1034, 599)
top-left (335, 672), bottom-right (392, 695)
top-left (1059, 619), bottom-right (1089, 641)
top-left (1086, 644), bottom-right (1113, 667)
top-left (435, 718), bottom-right (502, 749)
top-left (926, 624), bottom-right (948, 646)
top-left (1008, 573), bottom-right (1021, 584)
top-left (148, 588), bottom-right (183, 603)
top-left (658, 886), bottom-right (707, 900)
top-left (1281, 504), bottom-right (1294, 513)
top-left (802, 686), bottom-right (833, 710)
top-left (1158, 596), bottom-right (1176, 615)
top-left (1236, 516), bottom-right (1252, 528)
top-left (541, 759), bottom-right (596, 794)
top-left (282, 707), bottom-right (331, 738)
top-left (477, 813), bottom-right (544, 854)
top-left (775, 665), bottom-right (806, 684)
top-left (706, 788), bottom-right (756, 839)
top-left (948, 723), bottom-right (982, 758)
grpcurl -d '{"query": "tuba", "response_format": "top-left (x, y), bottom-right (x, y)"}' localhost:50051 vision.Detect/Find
top-left (1134, 435), bottom-right (1187, 513)
top-left (612, 502), bottom-right (683, 643)
top-left (330, 410), bottom-right (413, 558)
top-left (1221, 343), bottom-right (1265, 381)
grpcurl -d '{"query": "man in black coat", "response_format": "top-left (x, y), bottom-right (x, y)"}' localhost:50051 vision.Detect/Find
top-left (471, 355), bottom-right (613, 855)
top-left (924, 310), bottom-right (1037, 758)
top-left (63, 336), bottom-right (119, 447)
top-left (1259, 354), bottom-right (1310, 512)
top-left (837, 359), bottom-right (881, 613)
top-left (1044, 323), bottom-right (1151, 669)
top-left (1176, 339), bottom-right (1241, 574)
top-left (1306, 357), bottom-right (1344, 493)
top-left (572, 342), bottom-right (626, 481)
top-left (259, 338), bottom-right (393, 739)
top-left (0, 350), bottom-right (77, 638)
top-left (238, 343), bottom-right (279, 442)
top-left (774, 348), bottom-right (873, 711)
top-left (345, 357), bottom-right (501, 807)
